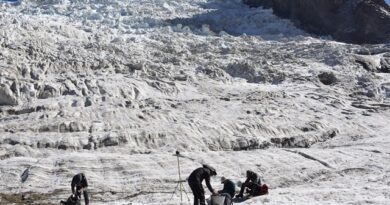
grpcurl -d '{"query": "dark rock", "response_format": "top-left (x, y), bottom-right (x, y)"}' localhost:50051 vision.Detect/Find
top-left (71, 100), bottom-right (78, 107)
top-left (0, 84), bottom-right (18, 106)
top-left (318, 72), bottom-right (337, 85)
top-left (85, 97), bottom-right (93, 107)
top-left (196, 66), bottom-right (231, 82)
top-left (36, 105), bottom-right (45, 112)
top-left (271, 129), bottom-right (337, 148)
top-left (4, 138), bottom-right (20, 145)
top-left (271, 136), bottom-right (311, 148)
top-left (380, 57), bottom-right (390, 73)
top-left (38, 84), bottom-right (59, 99)
top-left (126, 62), bottom-right (144, 72)
top-left (244, 0), bottom-right (390, 44)
top-left (101, 136), bottom-right (119, 147)
top-left (10, 81), bottom-right (19, 97)
top-left (62, 90), bottom-right (78, 96)
top-left (83, 143), bottom-right (93, 150)
top-left (14, 107), bottom-right (35, 115)
top-left (232, 138), bottom-right (270, 150)
top-left (58, 144), bottom-right (67, 150)
top-left (382, 84), bottom-right (390, 98)
top-left (174, 75), bottom-right (188, 81)
top-left (125, 100), bottom-right (132, 108)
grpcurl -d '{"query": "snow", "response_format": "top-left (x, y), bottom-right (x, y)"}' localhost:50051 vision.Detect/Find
top-left (0, 0), bottom-right (390, 204)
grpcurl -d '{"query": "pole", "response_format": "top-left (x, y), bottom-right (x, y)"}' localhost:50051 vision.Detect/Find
top-left (169, 152), bottom-right (191, 203)
top-left (177, 154), bottom-right (182, 202)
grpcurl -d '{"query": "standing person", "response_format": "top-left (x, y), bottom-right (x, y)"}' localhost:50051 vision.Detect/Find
top-left (71, 173), bottom-right (89, 205)
top-left (236, 170), bottom-right (261, 198)
top-left (188, 165), bottom-right (218, 205)
top-left (218, 177), bottom-right (236, 199)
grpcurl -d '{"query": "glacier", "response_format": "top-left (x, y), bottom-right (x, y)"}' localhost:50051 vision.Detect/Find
top-left (0, 0), bottom-right (389, 204)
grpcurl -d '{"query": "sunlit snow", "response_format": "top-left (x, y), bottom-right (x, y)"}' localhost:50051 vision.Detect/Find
top-left (0, 0), bottom-right (389, 204)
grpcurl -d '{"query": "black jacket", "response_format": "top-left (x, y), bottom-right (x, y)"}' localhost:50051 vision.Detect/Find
top-left (245, 170), bottom-right (261, 185)
top-left (188, 167), bottom-right (214, 192)
top-left (71, 173), bottom-right (88, 190)
top-left (220, 179), bottom-right (236, 197)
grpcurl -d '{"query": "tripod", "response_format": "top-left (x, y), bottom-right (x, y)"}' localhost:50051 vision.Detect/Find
top-left (169, 151), bottom-right (190, 203)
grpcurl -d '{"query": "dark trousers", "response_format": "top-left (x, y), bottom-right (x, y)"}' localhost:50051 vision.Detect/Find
top-left (188, 180), bottom-right (206, 205)
top-left (239, 181), bottom-right (260, 196)
top-left (75, 189), bottom-right (89, 205)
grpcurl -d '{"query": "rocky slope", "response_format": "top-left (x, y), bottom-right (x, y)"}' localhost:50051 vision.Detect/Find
top-left (244, 0), bottom-right (390, 44)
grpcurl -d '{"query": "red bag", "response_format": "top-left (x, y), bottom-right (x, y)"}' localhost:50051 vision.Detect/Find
top-left (259, 184), bottom-right (269, 195)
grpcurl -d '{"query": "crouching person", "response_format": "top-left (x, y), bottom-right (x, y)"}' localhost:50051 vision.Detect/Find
top-left (188, 165), bottom-right (218, 205)
top-left (217, 177), bottom-right (236, 205)
top-left (218, 177), bottom-right (235, 199)
top-left (71, 173), bottom-right (89, 205)
top-left (236, 170), bottom-right (261, 198)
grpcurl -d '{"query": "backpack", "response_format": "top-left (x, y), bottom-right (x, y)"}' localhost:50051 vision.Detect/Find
top-left (259, 184), bottom-right (269, 196)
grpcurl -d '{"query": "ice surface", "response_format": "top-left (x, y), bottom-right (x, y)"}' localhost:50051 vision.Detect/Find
top-left (0, 0), bottom-right (390, 204)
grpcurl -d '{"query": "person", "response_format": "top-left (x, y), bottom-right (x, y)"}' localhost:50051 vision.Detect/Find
top-left (60, 193), bottom-right (80, 205)
top-left (218, 177), bottom-right (236, 198)
top-left (188, 164), bottom-right (218, 205)
top-left (71, 173), bottom-right (89, 205)
top-left (236, 170), bottom-right (261, 198)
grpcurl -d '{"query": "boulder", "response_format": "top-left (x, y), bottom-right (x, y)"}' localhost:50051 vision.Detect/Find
top-left (38, 84), bottom-right (59, 99)
top-left (380, 57), bottom-right (390, 73)
top-left (244, 0), bottom-right (390, 44)
top-left (318, 72), bottom-right (338, 85)
top-left (84, 96), bottom-right (93, 107)
top-left (10, 81), bottom-right (20, 97)
top-left (0, 84), bottom-right (18, 106)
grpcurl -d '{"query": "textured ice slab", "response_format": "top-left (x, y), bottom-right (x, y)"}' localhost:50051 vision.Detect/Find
top-left (0, 0), bottom-right (390, 204)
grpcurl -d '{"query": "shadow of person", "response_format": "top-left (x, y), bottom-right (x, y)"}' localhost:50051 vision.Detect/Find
top-left (232, 196), bottom-right (250, 203)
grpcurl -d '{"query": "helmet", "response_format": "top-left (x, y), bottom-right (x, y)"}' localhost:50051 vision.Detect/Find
top-left (203, 164), bottom-right (217, 176)
top-left (220, 177), bottom-right (226, 184)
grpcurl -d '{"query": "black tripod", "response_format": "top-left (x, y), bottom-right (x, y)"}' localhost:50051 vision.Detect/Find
top-left (169, 151), bottom-right (190, 203)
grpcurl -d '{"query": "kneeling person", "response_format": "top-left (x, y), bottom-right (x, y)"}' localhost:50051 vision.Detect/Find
top-left (218, 177), bottom-right (236, 199)
top-left (236, 170), bottom-right (261, 198)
